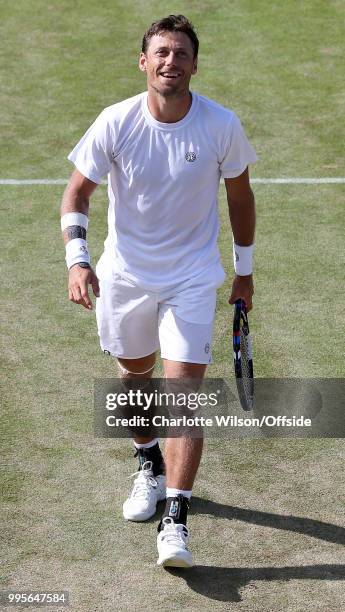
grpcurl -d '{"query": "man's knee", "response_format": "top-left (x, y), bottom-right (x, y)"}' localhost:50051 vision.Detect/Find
top-left (117, 353), bottom-right (156, 376)
top-left (163, 359), bottom-right (207, 379)
top-left (116, 355), bottom-right (158, 439)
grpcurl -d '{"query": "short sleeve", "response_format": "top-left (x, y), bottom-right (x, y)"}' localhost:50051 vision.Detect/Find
top-left (220, 113), bottom-right (258, 179)
top-left (67, 111), bottom-right (113, 184)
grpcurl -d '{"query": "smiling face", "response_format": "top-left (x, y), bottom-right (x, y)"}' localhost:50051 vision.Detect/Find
top-left (139, 31), bottom-right (197, 98)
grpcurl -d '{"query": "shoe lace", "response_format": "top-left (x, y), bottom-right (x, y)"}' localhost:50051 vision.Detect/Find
top-left (128, 460), bottom-right (158, 499)
top-left (160, 517), bottom-right (189, 546)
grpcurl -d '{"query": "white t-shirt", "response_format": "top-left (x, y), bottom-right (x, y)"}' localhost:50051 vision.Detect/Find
top-left (68, 91), bottom-right (257, 291)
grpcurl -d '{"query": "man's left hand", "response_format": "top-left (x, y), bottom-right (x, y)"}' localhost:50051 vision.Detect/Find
top-left (228, 274), bottom-right (254, 311)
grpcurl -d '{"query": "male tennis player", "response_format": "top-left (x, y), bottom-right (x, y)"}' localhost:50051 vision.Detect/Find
top-left (61, 15), bottom-right (256, 568)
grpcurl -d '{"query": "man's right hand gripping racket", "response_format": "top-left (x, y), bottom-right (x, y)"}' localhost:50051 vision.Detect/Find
top-left (233, 298), bottom-right (254, 411)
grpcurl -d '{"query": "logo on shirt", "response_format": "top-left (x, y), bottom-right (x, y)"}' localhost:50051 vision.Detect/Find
top-left (204, 343), bottom-right (210, 354)
top-left (185, 151), bottom-right (197, 162)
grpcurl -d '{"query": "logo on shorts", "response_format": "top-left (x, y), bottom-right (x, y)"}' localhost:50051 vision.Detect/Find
top-left (185, 151), bottom-right (197, 162)
top-left (235, 251), bottom-right (239, 262)
top-left (204, 343), bottom-right (210, 354)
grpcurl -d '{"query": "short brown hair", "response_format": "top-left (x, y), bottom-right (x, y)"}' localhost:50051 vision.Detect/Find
top-left (142, 15), bottom-right (199, 58)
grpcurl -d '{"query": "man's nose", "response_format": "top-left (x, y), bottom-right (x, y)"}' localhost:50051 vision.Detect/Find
top-left (165, 51), bottom-right (178, 64)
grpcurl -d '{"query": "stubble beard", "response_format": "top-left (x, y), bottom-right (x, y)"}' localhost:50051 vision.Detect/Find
top-left (151, 82), bottom-right (189, 100)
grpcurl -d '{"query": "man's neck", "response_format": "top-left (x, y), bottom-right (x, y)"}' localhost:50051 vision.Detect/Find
top-left (147, 89), bottom-right (192, 123)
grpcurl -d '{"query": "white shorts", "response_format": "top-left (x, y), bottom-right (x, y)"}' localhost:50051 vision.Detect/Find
top-left (95, 256), bottom-right (222, 364)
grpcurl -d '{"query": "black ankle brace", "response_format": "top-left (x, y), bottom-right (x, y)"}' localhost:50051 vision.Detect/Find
top-left (134, 443), bottom-right (165, 477)
top-left (158, 494), bottom-right (190, 532)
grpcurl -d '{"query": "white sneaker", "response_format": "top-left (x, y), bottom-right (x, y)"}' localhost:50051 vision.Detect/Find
top-left (123, 461), bottom-right (166, 522)
top-left (157, 517), bottom-right (193, 568)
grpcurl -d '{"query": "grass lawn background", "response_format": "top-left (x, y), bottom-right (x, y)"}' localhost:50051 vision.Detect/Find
top-left (1, 1), bottom-right (344, 610)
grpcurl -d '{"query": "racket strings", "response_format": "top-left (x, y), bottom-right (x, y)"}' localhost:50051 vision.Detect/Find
top-left (239, 328), bottom-right (254, 410)
top-left (240, 331), bottom-right (253, 378)
top-left (233, 300), bottom-right (254, 411)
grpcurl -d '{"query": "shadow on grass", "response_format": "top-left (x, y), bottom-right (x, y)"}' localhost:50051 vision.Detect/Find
top-left (167, 564), bottom-right (345, 602)
top-left (165, 497), bottom-right (345, 602)
top-left (191, 496), bottom-right (345, 545)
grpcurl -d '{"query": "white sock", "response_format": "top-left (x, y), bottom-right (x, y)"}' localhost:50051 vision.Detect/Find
top-left (133, 438), bottom-right (159, 450)
top-left (166, 487), bottom-right (192, 499)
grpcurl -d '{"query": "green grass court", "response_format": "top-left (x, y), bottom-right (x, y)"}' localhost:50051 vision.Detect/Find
top-left (1, 1), bottom-right (344, 610)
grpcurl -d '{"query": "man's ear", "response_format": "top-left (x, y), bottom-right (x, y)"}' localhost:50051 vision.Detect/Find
top-left (192, 58), bottom-right (198, 75)
top-left (139, 52), bottom-right (147, 72)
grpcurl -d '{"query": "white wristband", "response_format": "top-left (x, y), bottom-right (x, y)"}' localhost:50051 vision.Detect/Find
top-left (233, 242), bottom-right (254, 276)
top-left (61, 212), bottom-right (88, 232)
top-left (65, 238), bottom-right (90, 269)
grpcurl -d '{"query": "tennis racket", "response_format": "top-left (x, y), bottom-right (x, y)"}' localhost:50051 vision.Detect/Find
top-left (233, 298), bottom-right (254, 411)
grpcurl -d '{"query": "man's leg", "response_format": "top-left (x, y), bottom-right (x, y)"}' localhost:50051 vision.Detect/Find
top-left (157, 359), bottom-right (207, 568)
top-left (119, 353), bottom-right (166, 521)
top-left (95, 266), bottom-right (165, 519)
top-left (163, 360), bottom-right (206, 491)
top-left (117, 353), bottom-right (156, 445)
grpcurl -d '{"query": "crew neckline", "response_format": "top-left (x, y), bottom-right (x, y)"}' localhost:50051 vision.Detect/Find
top-left (142, 91), bottom-right (198, 130)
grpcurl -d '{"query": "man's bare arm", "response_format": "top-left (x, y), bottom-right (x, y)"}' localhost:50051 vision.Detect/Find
top-left (61, 170), bottom-right (100, 310)
top-left (61, 169), bottom-right (97, 235)
top-left (224, 167), bottom-right (256, 310)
